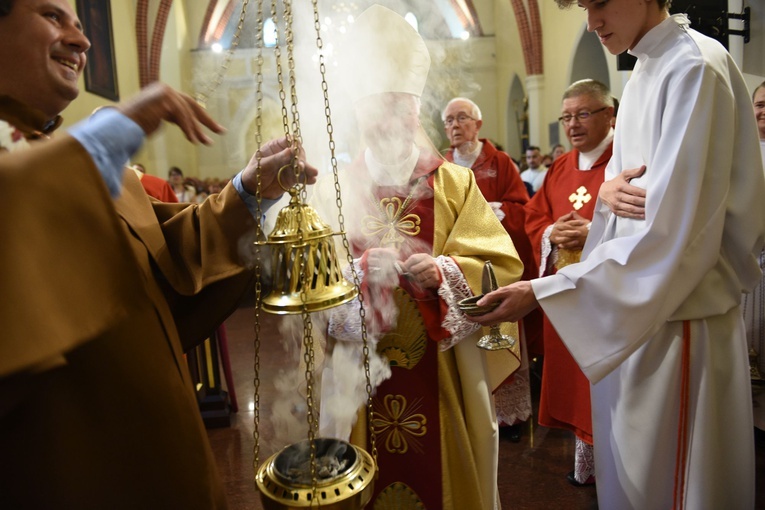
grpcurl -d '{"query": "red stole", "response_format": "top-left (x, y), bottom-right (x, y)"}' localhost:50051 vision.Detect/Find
top-left (350, 162), bottom-right (447, 508)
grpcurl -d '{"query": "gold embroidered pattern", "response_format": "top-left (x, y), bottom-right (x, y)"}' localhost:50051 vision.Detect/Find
top-left (569, 185), bottom-right (591, 211)
top-left (372, 394), bottom-right (427, 455)
top-left (378, 288), bottom-right (427, 370)
top-left (555, 248), bottom-right (583, 270)
top-left (362, 192), bottom-right (422, 249)
top-left (374, 482), bottom-right (426, 509)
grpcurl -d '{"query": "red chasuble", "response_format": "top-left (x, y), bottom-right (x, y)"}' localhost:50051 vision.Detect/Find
top-left (524, 145), bottom-right (612, 442)
top-left (137, 172), bottom-right (179, 203)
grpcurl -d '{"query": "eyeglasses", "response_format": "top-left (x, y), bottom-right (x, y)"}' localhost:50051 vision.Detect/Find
top-left (558, 106), bottom-right (608, 125)
top-left (443, 114), bottom-right (476, 127)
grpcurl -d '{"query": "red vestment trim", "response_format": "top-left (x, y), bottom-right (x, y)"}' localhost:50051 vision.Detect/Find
top-left (673, 320), bottom-right (691, 510)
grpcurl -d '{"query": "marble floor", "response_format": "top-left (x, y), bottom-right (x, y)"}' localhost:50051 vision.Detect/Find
top-left (206, 304), bottom-right (765, 509)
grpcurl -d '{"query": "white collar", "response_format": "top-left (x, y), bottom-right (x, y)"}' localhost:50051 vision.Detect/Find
top-left (453, 140), bottom-right (483, 168)
top-left (630, 13), bottom-right (688, 60)
top-left (578, 128), bottom-right (614, 170)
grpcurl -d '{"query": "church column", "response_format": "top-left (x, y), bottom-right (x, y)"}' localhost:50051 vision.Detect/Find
top-left (509, 0), bottom-right (544, 148)
top-left (728, 0), bottom-right (744, 68)
top-left (525, 74), bottom-right (544, 147)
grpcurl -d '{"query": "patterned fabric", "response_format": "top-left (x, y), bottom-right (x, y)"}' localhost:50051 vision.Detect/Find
top-left (494, 368), bottom-right (532, 426)
top-left (574, 436), bottom-right (596, 484)
top-left (318, 153), bottom-right (523, 510)
top-left (437, 255), bottom-right (481, 351)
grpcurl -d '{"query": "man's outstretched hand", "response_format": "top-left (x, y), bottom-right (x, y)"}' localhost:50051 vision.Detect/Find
top-left (117, 82), bottom-right (225, 145)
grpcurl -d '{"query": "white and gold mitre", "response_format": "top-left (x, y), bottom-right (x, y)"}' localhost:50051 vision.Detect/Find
top-left (343, 4), bottom-right (431, 101)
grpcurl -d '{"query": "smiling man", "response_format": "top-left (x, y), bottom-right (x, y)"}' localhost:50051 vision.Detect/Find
top-left (0, 0), bottom-right (317, 508)
top-left (0, 0), bottom-right (87, 121)
top-left (756, 81), bottom-right (765, 148)
top-left (471, 0), bottom-right (765, 508)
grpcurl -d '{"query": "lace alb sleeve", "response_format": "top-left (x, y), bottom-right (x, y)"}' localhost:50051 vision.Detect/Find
top-left (327, 261), bottom-right (365, 342)
top-left (539, 224), bottom-right (557, 277)
top-left (436, 255), bottom-right (481, 351)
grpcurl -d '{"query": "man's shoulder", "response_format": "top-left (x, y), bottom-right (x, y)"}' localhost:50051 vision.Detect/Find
top-left (434, 161), bottom-right (476, 200)
top-left (521, 166), bottom-right (544, 176)
top-left (479, 139), bottom-right (508, 159)
top-left (647, 24), bottom-right (729, 84)
top-left (546, 152), bottom-right (577, 176)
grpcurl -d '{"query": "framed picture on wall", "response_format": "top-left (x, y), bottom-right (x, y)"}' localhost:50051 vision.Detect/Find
top-left (76, 0), bottom-right (119, 101)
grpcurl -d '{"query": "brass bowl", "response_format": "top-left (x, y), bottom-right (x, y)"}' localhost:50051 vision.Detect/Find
top-left (256, 438), bottom-right (376, 510)
top-left (458, 295), bottom-right (499, 317)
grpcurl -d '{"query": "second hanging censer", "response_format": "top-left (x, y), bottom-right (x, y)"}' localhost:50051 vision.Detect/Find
top-left (198, 1), bottom-right (378, 508)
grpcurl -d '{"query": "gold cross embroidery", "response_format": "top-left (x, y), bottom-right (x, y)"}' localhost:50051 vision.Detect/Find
top-left (362, 196), bottom-right (421, 249)
top-left (371, 394), bottom-right (427, 454)
top-left (569, 186), bottom-right (591, 211)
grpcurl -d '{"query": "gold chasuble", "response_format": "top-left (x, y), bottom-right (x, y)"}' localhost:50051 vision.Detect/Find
top-left (339, 155), bottom-right (523, 509)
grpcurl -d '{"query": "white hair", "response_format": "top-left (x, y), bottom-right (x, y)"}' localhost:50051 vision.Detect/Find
top-left (442, 97), bottom-right (482, 121)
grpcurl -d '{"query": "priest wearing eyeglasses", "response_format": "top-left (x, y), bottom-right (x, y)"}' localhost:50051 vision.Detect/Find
top-left (523, 78), bottom-right (614, 488)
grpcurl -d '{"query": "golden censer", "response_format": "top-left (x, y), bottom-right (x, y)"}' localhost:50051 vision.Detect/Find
top-left (198, 1), bottom-right (378, 508)
top-left (256, 438), bottom-right (375, 510)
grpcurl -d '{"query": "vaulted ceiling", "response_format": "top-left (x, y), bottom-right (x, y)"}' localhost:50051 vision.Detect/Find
top-left (199, 0), bottom-right (486, 48)
top-left (136, 0), bottom-right (544, 91)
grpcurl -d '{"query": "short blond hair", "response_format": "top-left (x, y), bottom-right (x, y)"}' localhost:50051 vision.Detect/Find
top-left (563, 79), bottom-right (613, 107)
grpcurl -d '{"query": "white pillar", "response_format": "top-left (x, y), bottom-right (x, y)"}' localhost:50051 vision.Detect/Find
top-left (525, 74), bottom-right (545, 148)
top-left (728, 0), bottom-right (744, 69)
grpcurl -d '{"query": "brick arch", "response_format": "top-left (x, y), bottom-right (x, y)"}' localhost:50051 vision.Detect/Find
top-left (149, 0), bottom-right (174, 84)
top-left (197, 0), bottom-right (237, 48)
top-left (136, 0), bottom-right (149, 87)
top-left (527, 0), bottom-right (543, 74)
top-left (212, 0), bottom-right (237, 43)
top-left (135, 0), bottom-right (175, 88)
top-left (197, 0), bottom-right (236, 49)
top-left (198, 0), bottom-right (220, 47)
top-left (448, 0), bottom-right (484, 36)
top-left (509, 0), bottom-right (543, 76)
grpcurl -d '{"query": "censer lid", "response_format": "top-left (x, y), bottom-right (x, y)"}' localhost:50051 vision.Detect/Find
top-left (256, 438), bottom-right (376, 509)
top-left (260, 190), bottom-right (358, 315)
top-left (267, 196), bottom-right (334, 244)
